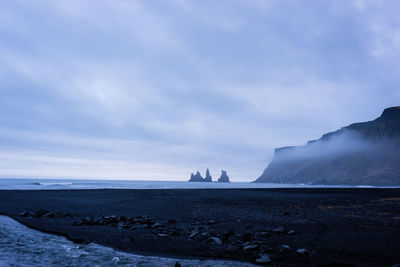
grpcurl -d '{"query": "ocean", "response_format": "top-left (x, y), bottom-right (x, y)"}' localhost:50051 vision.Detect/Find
top-left (0, 178), bottom-right (392, 190)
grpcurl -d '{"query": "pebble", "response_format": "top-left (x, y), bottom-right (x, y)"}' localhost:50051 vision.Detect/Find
top-left (208, 237), bottom-right (222, 245)
top-left (256, 254), bottom-right (272, 265)
top-left (157, 233), bottom-right (169, 237)
top-left (242, 244), bottom-right (259, 251)
top-left (296, 248), bottom-right (308, 255)
top-left (278, 244), bottom-right (291, 254)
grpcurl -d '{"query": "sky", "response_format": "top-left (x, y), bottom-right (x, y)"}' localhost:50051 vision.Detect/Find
top-left (0, 0), bottom-right (399, 181)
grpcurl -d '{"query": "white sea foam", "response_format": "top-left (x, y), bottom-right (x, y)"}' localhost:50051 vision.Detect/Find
top-left (0, 215), bottom-right (254, 267)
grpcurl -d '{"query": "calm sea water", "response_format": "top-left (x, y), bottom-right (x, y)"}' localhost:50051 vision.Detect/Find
top-left (0, 178), bottom-right (396, 190)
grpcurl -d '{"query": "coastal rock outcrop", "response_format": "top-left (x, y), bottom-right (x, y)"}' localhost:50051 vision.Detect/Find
top-left (188, 170), bottom-right (212, 182)
top-left (205, 169), bottom-right (212, 182)
top-left (218, 170), bottom-right (230, 183)
top-left (255, 106), bottom-right (400, 185)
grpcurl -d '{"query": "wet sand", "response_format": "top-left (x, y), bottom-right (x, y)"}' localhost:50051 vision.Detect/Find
top-left (1, 188), bottom-right (400, 266)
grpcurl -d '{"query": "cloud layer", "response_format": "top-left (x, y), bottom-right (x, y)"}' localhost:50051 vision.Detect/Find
top-left (0, 0), bottom-right (399, 181)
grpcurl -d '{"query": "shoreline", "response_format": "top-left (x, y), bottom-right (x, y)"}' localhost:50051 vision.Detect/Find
top-left (0, 215), bottom-right (254, 267)
top-left (1, 188), bottom-right (400, 266)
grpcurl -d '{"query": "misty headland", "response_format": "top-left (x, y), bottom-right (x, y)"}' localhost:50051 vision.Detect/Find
top-left (256, 106), bottom-right (400, 186)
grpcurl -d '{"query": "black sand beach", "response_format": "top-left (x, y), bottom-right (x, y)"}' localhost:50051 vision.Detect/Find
top-left (1, 188), bottom-right (400, 266)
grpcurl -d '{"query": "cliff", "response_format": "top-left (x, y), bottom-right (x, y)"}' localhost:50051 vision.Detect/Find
top-left (255, 106), bottom-right (400, 185)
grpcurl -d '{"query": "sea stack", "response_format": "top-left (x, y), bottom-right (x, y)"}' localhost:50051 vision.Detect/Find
top-left (205, 168), bottom-right (212, 182)
top-left (218, 170), bottom-right (230, 183)
top-left (188, 170), bottom-right (213, 182)
top-left (188, 171), bottom-right (204, 182)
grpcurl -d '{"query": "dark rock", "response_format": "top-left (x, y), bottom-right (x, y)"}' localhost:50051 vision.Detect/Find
top-left (188, 171), bottom-right (206, 182)
top-left (242, 244), bottom-right (259, 251)
top-left (207, 237), bottom-right (222, 245)
top-left (168, 219), bottom-right (177, 224)
top-left (205, 168), bottom-right (212, 182)
top-left (261, 245), bottom-right (274, 253)
top-left (255, 106), bottom-right (400, 186)
top-left (239, 232), bottom-right (253, 241)
top-left (278, 244), bottom-right (291, 254)
top-left (42, 212), bottom-right (57, 218)
top-left (218, 170), bottom-right (230, 183)
top-left (256, 254), bottom-right (272, 265)
top-left (157, 233), bottom-right (168, 237)
top-left (18, 211), bottom-right (33, 217)
top-left (197, 225), bottom-right (209, 231)
top-left (150, 223), bottom-right (163, 229)
top-left (260, 231), bottom-right (271, 237)
top-left (174, 262), bottom-right (182, 267)
top-left (189, 231), bottom-right (199, 238)
top-left (170, 230), bottom-right (181, 236)
top-left (273, 227), bottom-right (285, 234)
top-left (33, 209), bottom-right (52, 217)
top-left (227, 243), bottom-right (240, 252)
top-left (296, 248), bottom-right (309, 256)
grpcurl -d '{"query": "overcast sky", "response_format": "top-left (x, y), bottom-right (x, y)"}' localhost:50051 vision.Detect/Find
top-left (0, 0), bottom-right (399, 181)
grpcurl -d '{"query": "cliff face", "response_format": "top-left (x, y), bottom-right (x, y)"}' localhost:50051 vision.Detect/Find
top-left (255, 107), bottom-right (400, 185)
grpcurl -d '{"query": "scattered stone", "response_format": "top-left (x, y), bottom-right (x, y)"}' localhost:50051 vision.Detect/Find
top-left (256, 254), bottom-right (272, 265)
top-left (170, 230), bottom-right (180, 236)
top-left (260, 231), bottom-right (271, 237)
top-left (278, 244), bottom-right (291, 254)
top-left (111, 257), bottom-right (120, 264)
top-left (157, 233), bottom-right (168, 237)
top-left (33, 209), bottom-right (52, 218)
top-left (42, 212), bottom-right (57, 218)
top-left (242, 244), bottom-right (259, 251)
top-left (261, 245), bottom-right (274, 253)
top-left (189, 231), bottom-right (199, 238)
top-left (208, 237), bottom-right (222, 245)
top-left (239, 233), bottom-right (253, 241)
top-left (287, 230), bottom-right (295, 235)
top-left (150, 223), bottom-right (163, 228)
top-left (296, 248), bottom-right (308, 255)
top-left (18, 211), bottom-right (33, 217)
top-left (227, 243), bottom-right (240, 252)
top-left (197, 225), bottom-right (209, 231)
top-left (207, 220), bottom-right (217, 225)
top-left (273, 227), bottom-right (285, 234)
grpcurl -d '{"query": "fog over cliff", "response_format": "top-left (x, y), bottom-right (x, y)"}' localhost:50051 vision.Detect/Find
top-left (256, 107), bottom-right (400, 185)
